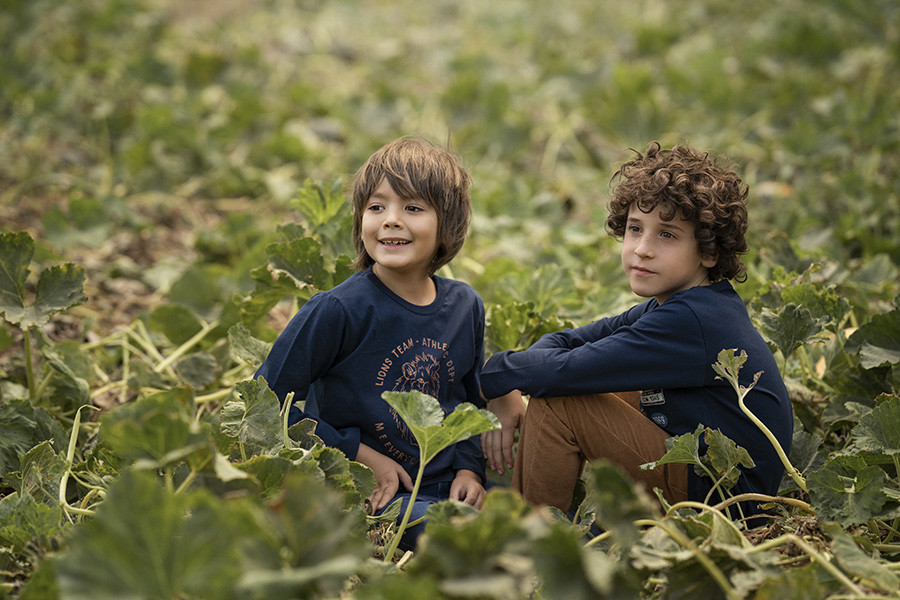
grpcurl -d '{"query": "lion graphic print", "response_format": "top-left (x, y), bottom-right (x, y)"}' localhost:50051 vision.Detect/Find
top-left (374, 336), bottom-right (456, 459)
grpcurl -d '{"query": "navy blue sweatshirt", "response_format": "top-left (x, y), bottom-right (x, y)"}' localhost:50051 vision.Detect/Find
top-left (255, 269), bottom-right (486, 486)
top-left (481, 280), bottom-right (792, 500)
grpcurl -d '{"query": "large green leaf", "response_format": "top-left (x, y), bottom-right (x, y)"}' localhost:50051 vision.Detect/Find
top-left (220, 378), bottom-right (282, 456)
top-left (0, 231), bottom-right (86, 328)
top-left (381, 390), bottom-right (499, 466)
top-left (55, 470), bottom-right (242, 600)
top-left (807, 456), bottom-right (888, 526)
top-left (148, 303), bottom-right (204, 346)
top-left (0, 400), bottom-right (67, 479)
top-left (582, 460), bottom-right (657, 546)
top-left (850, 394), bottom-right (900, 456)
top-left (703, 428), bottom-right (755, 490)
top-left (228, 322), bottom-right (272, 365)
top-left (0, 231), bottom-right (32, 321)
top-left (235, 472), bottom-right (369, 599)
top-left (780, 282), bottom-right (851, 328)
top-left (641, 424), bottom-right (705, 471)
top-left (846, 307), bottom-right (900, 369)
top-left (826, 523), bottom-right (899, 593)
top-left (756, 304), bottom-right (828, 359)
top-left (100, 389), bottom-right (211, 469)
top-left (0, 491), bottom-right (64, 554)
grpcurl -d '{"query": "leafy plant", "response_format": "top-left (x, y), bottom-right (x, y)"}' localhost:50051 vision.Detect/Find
top-left (379, 390), bottom-right (499, 561)
top-left (0, 232), bottom-right (86, 402)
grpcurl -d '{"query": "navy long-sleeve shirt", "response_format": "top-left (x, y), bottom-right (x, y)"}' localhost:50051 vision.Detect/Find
top-left (256, 268), bottom-right (487, 486)
top-left (481, 280), bottom-right (792, 500)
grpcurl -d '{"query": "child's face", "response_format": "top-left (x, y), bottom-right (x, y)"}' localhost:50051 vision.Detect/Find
top-left (621, 203), bottom-right (717, 304)
top-left (361, 178), bottom-right (440, 281)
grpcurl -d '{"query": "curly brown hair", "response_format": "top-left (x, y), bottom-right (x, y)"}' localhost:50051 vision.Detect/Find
top-left (607, 141), bottom-right (749, 282)
top-left (351, 137), bottom-right (471, 275)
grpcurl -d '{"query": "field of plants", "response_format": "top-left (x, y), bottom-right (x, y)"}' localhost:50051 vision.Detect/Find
top-left (1, 0), bottom-right (899, 597)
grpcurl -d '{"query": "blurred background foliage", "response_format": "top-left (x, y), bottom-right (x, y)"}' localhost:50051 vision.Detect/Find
top-left (1, 0), bottom-right (897, 324)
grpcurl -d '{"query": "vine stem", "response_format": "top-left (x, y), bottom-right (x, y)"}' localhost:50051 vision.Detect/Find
top-left (712, 493), bottom-right (812, 514)
top-left (59, 404), bottom-right (100, 520)
top-left (23, 327), bottom-right (36, 401)
top-left (154, 320), bottom-right (216, 373)
top-left (716, 352), bottom-right (807, 493)
top-left (383, 460), bottom-right (426, 564)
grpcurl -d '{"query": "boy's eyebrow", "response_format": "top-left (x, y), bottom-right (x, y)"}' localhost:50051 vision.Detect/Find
top-left (627, 215), bottom-right (688, 232)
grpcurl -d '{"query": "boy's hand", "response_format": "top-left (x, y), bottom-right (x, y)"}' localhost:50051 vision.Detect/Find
top-left (481, 390), bottom-right (526, 474)
top-left (450, 469), bottom-right (486, 509)
top-left (355, 443), bottom-right (414, 512)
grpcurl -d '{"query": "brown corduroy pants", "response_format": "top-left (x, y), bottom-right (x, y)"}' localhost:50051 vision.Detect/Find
top-left (511, 392), bottom-right (690, 511)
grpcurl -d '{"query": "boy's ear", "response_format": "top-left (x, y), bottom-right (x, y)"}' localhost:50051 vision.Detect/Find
top-left (701, 253), bottom-right (718, 269)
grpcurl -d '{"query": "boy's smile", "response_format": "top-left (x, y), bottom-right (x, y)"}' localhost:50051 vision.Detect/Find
top-left (621, 203), bottom-right (717, 304)
top-left (362, 178), bottom-right (440, 285)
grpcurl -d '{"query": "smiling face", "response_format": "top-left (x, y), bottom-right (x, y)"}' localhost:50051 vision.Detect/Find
top-left (361, 178), bottom-right (440, 284)
top-left (621, 203), bottom-right (718, 304)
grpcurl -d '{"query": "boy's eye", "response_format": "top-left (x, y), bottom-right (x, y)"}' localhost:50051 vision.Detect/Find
top-left (660, 231), bottom-right (675, 239)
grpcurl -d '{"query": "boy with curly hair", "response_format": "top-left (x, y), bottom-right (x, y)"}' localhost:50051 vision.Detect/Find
top-left (256, 137), bottom-right (487, 549)
top-left (480, 142), bottom-right (793, 516)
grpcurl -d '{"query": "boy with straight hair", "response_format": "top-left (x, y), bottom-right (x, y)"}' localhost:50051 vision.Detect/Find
top-left (481, 141), bottom-right (793, 517)
top-left (257, 137), bottom-right (487, 549)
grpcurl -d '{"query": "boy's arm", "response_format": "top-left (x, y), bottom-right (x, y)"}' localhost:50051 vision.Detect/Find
top-left (481, 301), bottom-right (706, 399)
top-left (255, 294), bottom-right (362, 458)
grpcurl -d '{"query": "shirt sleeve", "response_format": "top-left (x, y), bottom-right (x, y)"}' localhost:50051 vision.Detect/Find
top-left (481, 299), bottom-right (708, 399)
top-left (254, 294), bottom-right (362, 458)
top-left (451, 294), bottom-right (487, 482)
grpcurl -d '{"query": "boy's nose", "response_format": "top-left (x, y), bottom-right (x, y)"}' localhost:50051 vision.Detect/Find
top-left (382, 207), bottom-right (402, 227)
top-left (634, 239), bottom-right (653, 257)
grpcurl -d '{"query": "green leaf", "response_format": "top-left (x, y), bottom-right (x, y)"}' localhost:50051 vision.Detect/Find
top-left (290, 178), bottom-right (352, 237)
top-left (266, 237), bottom-right (328, 289)
top-left (749, 564), bottom-right (826, 600)
top-left (311, 445), bottom-right (370, 508)
top-left (55, 470), bottom-right (242, 600)
top-left (826, 523), bottom-right (899, 593)
top-left (16, 440), bottom-right (67, 504)
top-left (756, 304), bottom-right (828, 359)
top-left (582, 460), bottom-right (657, 546)
top-left (0, 491), bottom-right (64, 553)
top-left (409, 489), bottom-right (534, 581)
top-left (238, 454), bottom-right (294, 497)
top-left (0, 400), bottom-right (67, 479)
top-left (703, 428), bottom-right (755, 490)
top-left (148, 303), bottom-right (204, 346)
top-left (220, 379), bottom-right (282, 455)
top-left (532, 524), bottom-right (623, 598)
top-left (0, 231), bottom-right (33, 323)
top-left (175, 352), bottom-right (220, 389)
top-left (641, 425), bottom-right (705, 471)
top-left (381, 390), bottom-right (499, 466)
top-left (780, 282), bottom-right (850, 327)
top-left (846, 307), bottom-right (900, 369)
top-left (0, 231), bottom-right (87, 328)
top-left (100, 388), bottom-right (210, 469)
top-left (850, 394), bottom-right (900, 455)
top-left (236, 472), bottom-right (368, 599)
top-left (228, 322), bottom-right (272, 365)
top-left (807, 457), bottom-right (887, 526)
